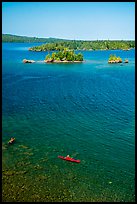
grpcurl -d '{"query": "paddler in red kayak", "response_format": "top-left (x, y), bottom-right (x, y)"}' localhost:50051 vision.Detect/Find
top-left (65, 155), bottom-right (70, 159)
top-left (58, 155), bottom-right (80, 163)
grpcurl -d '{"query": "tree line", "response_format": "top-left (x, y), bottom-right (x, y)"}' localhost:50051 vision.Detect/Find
top-left (2, 34), bottom-right (135, 51)
top-left (29, 40), bottom-right (135, 51)
top-left (2, 34), bottom-right (69, 43)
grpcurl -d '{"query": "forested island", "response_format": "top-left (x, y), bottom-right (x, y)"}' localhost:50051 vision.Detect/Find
top-left (45, 49), bottom-right (83, 63)
top-left (108, 54), bottom-right (128, 64)
top-left (29, 40), bottom-right (135, 51)
top-left (108, 55), bottom-right (122, 63)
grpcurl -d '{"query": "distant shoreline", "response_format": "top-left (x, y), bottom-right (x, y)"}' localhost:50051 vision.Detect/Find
top-left (2, 34), bottom-right (135, 51)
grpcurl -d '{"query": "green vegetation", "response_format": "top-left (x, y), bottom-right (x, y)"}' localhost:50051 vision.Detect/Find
top-left (2, 34), bottom-right (69, 43)
top-left (45, 49), bottom-right (83, 62)
top-left (108, 54), bottom-right (122, 63)
top-left (2, 34), bottom-right (135, 51)
top-left (29, 40), bottom-right (135, 51)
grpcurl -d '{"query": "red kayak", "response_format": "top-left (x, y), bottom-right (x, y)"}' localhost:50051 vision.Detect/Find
top-left (58, 155), bottom-right (80, 163)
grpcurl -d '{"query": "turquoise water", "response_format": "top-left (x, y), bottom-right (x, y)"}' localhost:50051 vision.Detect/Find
top-left (2, 43), bottom-right (135, 201)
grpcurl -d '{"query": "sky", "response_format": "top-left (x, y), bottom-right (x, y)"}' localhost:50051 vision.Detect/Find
top-left (2, 2), bottom-right (135, 40)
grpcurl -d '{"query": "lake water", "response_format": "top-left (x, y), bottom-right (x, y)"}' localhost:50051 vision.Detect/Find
top-left (2, 43), bottom-right (135, 201)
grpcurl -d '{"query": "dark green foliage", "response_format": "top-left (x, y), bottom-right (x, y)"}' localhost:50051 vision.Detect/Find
top-left (30, 40), bottom-right (135, 51)
top-left (75, 53), bottom-right (83, 61)
top-left (45, 49), bottom-right (83, 62)
top-left (2, 34), bottom-right (70, 43)
top-left (108, 54), bottom-right (122, 63)
top-left (3, 34), bottom-right (135, 51)
top-left (108, 54), bottom-right (122, 61)
top-left (45, 54), bottom-right (51, 60)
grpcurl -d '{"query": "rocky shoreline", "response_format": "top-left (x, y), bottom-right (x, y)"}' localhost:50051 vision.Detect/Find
top-left (23, 58), bottom-right (128, 64)
top-left (45, 59), bottom-right (83, 63)
top-left (108, 54), bottom-right (129, 64)
top-left (108, 59), bottom-right (129, 64)
top-left (23, 59), bottom-right (35, 63)
top-left (23, 59), bottom-right (83, 64)
top-left (108, 59), bottom-right (122, 63)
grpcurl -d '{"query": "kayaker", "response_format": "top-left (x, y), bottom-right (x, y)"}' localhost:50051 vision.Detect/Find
top-left (65, 155), bottom-right (70, 159)
top-left (58, 155), bottom-right (80, 163)
top-left (66, 155), bottom-right (70, 157)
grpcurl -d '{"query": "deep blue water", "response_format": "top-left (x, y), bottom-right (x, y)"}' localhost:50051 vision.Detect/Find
top-left (2, 43), bottom-right (135, 202)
